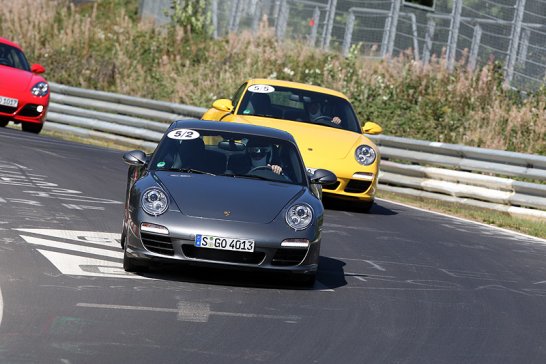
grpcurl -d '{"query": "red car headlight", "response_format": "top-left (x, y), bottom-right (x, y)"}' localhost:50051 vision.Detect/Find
top-left (31, 82), bottom-right (49, 97)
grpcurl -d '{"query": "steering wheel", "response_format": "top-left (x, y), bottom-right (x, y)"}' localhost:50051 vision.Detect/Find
top-left (313, 115), bottom-right (332, 123)
top-left (248, 165), bottom-right (272, 174)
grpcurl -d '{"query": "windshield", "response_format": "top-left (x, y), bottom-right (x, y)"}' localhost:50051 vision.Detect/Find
top-left (237, 85), bottom-right (362, 133)
top-left (0, 43), bottom-right (30, 71)
top-left (150, 128), bottom-right (307, 186)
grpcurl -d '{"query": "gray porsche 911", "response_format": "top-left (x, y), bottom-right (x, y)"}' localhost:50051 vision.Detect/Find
top-left (121, 119), bottom-right (336, 285)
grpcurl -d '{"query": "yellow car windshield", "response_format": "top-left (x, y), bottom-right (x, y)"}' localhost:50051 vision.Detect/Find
top-left (237, 85), bottom-right (362, 133)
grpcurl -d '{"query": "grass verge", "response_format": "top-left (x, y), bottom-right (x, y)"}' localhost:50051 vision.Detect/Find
top-left (377, 190), bottom-right (546, 240)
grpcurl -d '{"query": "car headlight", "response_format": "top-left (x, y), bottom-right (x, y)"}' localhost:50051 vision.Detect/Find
top-left (355, 145), bottom-right (376, 166)
top-left (285, 203), bottom-right (313, 231)
top-left (141, 188), bottom-right (169, 216)
top-left (31, 82), bottom-right (49, 97)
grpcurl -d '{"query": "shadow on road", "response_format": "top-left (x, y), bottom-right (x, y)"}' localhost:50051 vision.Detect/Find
top-left (137, 255), bottom-right (347, 291)
top-left (323, 197), bottom-right (398, 216)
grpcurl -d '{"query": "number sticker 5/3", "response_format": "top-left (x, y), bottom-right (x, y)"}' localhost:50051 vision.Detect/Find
top-left (167, 129), bottom-right (200, 140)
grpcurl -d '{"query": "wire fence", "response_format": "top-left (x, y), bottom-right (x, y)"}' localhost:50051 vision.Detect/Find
top-left (139, 0), bottom-right (546, 92)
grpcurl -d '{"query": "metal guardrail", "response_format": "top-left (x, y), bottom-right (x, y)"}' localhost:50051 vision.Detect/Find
top-left (44, 82), bottom-right (546, 220)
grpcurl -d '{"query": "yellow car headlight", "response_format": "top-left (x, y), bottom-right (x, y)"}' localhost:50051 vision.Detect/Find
top-left (354, 145), bottom-right (376, 166)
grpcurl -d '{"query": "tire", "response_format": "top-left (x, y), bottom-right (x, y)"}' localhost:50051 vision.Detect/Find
top-left (22, 122), bottom-right (43, 134)
top-left (0, 118), bottom-right (9, 127)
top-left (123, 239), bottom-right (148, 273)
top-left (120, 223), bottom-right (127, 248)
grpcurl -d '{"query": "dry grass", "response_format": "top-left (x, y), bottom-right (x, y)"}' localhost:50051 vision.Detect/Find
top-left (1, 0), bottom-right (544, 154)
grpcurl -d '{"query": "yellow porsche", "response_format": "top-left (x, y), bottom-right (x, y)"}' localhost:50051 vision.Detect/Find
top-left (202, 79), bottom-right (382, 211)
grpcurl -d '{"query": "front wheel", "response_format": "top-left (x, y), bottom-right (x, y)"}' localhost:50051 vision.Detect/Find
top-left (123, 240), bottom-right (148, 273)
top-left (22, 122), bottom-right (43, 134)
top-left (0, 118), bottom-right (9, 127)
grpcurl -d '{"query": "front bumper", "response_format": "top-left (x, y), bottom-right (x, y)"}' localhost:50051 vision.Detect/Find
top-left (0, 94), bottom-right (48, 124)
top-left (321, 172), bottom-right (378, 201)
top-left (125, 215), bottom-right (320, 275)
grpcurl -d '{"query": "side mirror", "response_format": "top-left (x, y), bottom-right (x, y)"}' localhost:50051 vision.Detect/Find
top-left (30, 64), bottom-right (46, 74)
top-left (310, 169), bottom-right (337, 185)
top-left (212, 99), bottom-right (234, 112)
top-left (123, 150), bottom-right (147, 166)
top-left (361, 121), bottom-right (382, 135)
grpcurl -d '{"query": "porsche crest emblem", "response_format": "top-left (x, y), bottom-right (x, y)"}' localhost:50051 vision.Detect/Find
top-left (224, 210), bottom-right (231, 216)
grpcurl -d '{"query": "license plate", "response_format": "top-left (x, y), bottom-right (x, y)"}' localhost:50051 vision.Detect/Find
top-left (195, 234), bottom-right (255, 252)
top-left (0, 96), bottom-right (18, 108)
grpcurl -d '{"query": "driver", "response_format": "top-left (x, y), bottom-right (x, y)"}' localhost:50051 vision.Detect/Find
top-left (247, 143), bottom-right (283, 175)
top-left (307, 102), bottom-right (341, 125)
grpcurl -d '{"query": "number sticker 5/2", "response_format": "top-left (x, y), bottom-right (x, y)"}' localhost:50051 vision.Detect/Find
top-left (167, 129), bottom-right (201, 140)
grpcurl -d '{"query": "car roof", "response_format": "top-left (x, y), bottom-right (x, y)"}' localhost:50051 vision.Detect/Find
top-left (171, 119), bottom-right (297, 143)
top-left (0, 37), bottom-right (22, 51)
top-left (246, 78), bottom-right (349, 100)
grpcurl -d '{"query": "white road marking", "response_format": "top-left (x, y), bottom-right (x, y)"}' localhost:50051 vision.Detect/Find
top-left (0, 286), bottom-right (3, 327)
top-left (62, 204), bottom-right (105, 211)
top-left (16, 229), bottom-right (120, 247)
top-left (378, 198), bottom-right (546, 244)
top-left (363, 260), bottom-right (386, 271)
top-left (77, 302), bottom-right (301, 323)
top-left (37, 250), bottom-right (141, 279)
top-left (21, 235), bottom-right (123, 259)
top-left (16, 229), bottom-right (145, 279)
top-left (314, 281), bottom-right (334, 292)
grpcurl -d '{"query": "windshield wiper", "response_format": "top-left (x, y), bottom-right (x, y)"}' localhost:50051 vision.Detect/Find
top-left (223, 172), bottom-right (270, 181)
top-left (164, 168), bottom-right (216, 176)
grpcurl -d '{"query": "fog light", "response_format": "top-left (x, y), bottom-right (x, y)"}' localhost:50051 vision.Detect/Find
top-left (36, 105), bottom-right (44, 113)
top-left (140, 222), bottom-right (169, 235)
top-left (281, 239), bottom-right (310, 248)
top-left (352, 172), bottom-right (374, 181)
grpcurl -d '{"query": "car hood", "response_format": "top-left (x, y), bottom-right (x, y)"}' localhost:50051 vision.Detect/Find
top-left (153, 171), bottom-right (304, 223)
top-left (0, 66), bottom-right (40, 92)
top-left (234, 115), bottom-right (363, 160)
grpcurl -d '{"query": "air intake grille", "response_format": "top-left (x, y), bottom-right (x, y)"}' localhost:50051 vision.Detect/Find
top-left (323, 181), bottom-right (340, 191)
top-left (272, 248), bottom-right (307, 266)
top-left (141, 232), bottom-right (174, 256)
top-left (0, 105), bottom-right (16, 114)
top-left (19, 104), bottom-right (42, 117)
top-left (345, 180), bottom-right (372, 193)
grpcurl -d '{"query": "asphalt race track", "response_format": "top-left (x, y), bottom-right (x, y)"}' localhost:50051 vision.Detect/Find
top-left (1, 127), bottom-right (545, 364)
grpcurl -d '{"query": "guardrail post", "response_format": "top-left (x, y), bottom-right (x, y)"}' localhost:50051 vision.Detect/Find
top-left (322, 0), bottom-right (337, 50)
top-left (275, 0), bottom-right (289, 40)
top-left (210, 0), bottom-right (218, 39)
top-left (446, 0), bottom-right (463, 72)
top-left (422, 19), bottom-right (435, 65)
top-left (272, 0), bottom-right (281, 26)
top-left (382, 0), bottom-right (402, 59)
top-left (518, 28), bottom-right (530, 65)
top-left (308, 6), bottom-right (320, 47)
top-left (251, 0), bottom-right (263, 32)
top-left (468, 24), bottom-right (482, 71)
top-left (504, 0), bottom-right (527, 87)
top-left (342, 10), bottom-right (355, 57)
top-left (228, 0), bottom-right (242, 33)
top-left (408, 13), bottom-right (419, 61)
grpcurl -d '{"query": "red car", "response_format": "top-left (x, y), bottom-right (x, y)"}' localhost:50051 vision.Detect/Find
top-left (0, 37), bottom-right (49, 134)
